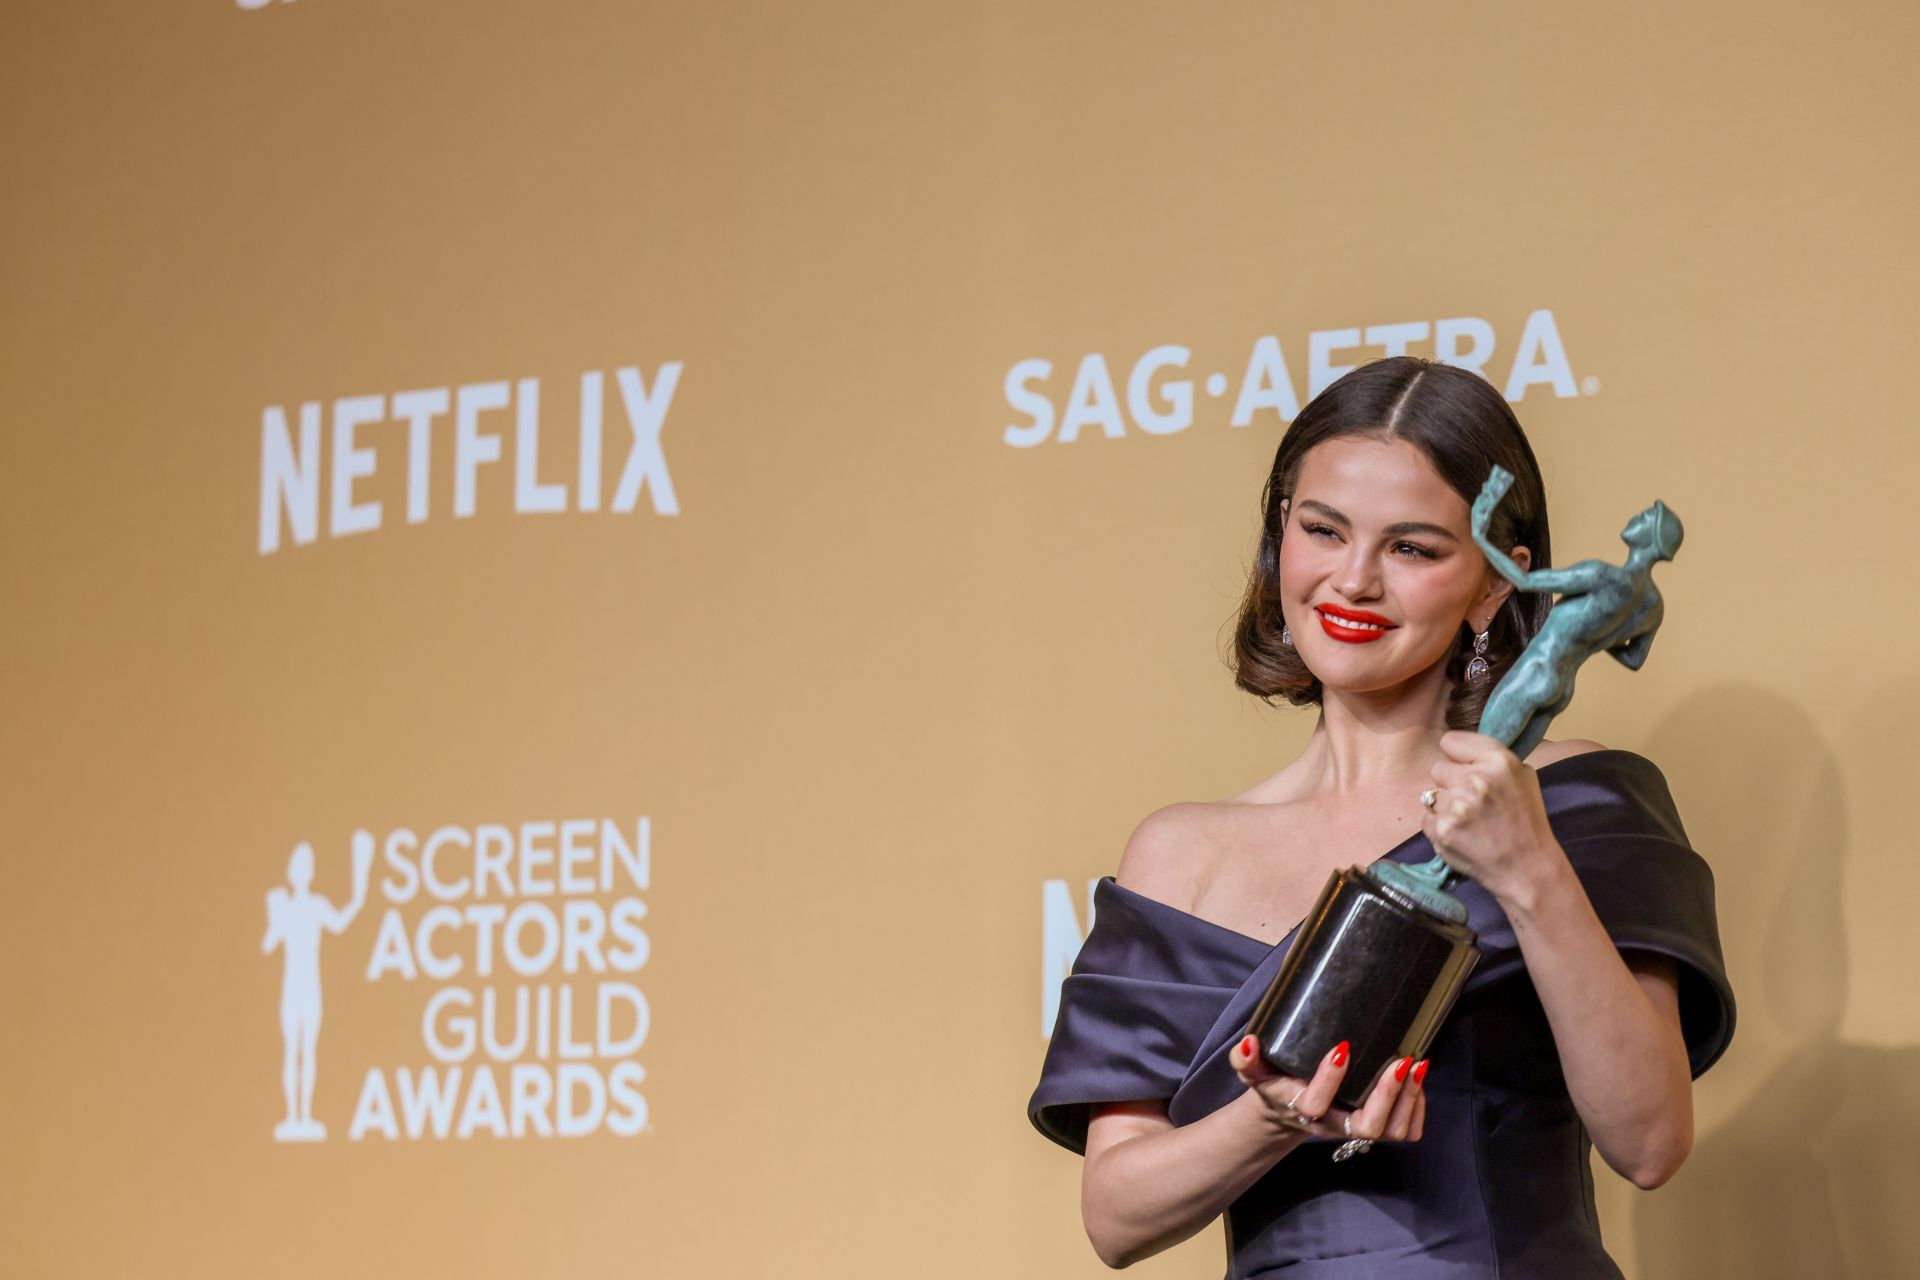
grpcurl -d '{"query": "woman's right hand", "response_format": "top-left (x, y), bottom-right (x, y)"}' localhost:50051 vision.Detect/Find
top-left (1228, 1034), bottom-right (1427, 1148)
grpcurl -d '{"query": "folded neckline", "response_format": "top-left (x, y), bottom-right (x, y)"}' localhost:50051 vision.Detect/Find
top-left (1094, 748), bottom-right (1648, 949)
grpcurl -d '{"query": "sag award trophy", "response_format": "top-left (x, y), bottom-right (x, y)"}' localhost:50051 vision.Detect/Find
top-left (1244, 465), bottom-right (1684, 1112)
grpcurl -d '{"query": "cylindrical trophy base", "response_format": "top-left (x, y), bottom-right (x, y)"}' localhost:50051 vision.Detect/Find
top-left (1244, 866), bottom-right (1480, 1112)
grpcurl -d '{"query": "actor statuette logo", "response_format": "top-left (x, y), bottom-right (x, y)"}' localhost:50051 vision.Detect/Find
top-left (263, 835), bottom-right (373, 1141)
top-left (262, 817), bottom-right (653, 1143)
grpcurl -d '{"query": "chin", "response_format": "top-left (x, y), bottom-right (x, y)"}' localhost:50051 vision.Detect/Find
top-left (1308, 662), bottom-right (1407, 695)
top-left (1305, 650), bottom-right (1441, 697)
top-left (1319, 675), bottom-right (1418, 698)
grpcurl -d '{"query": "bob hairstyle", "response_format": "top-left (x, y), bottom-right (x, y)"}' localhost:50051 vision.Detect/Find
top-left (1230, 355), bottom-right (1553, 732)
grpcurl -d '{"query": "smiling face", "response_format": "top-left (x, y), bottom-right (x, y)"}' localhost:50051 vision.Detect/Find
top-left (1278, 435), bottom-right (1528, 697)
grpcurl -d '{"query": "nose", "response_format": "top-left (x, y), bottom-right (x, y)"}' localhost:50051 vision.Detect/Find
top-left (1334, 542), bottom-right (1382, 601)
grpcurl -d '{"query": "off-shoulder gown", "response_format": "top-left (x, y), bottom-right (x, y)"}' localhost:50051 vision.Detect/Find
top-left (1028, 750), bottom-right (1735, 1278)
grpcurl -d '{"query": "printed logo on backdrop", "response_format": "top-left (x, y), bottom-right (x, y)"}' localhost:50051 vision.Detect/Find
top-left (1002, 310), bottom-right (1595, 446)
top-left (261, 818), bottom-right (652, 1142)
top-left (1040, 878), bottom-right (1100, 1037)
top-left (258, 363), bottom-right (682, 555)
top-left (262, 837), bottom-right (373, 1140)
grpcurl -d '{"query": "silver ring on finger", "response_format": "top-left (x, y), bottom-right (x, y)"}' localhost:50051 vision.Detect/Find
top-left (1420, 788), bottom-right (1438, 811)
top-left (1279, 1086), bottom-right (1315, 1130)
top-left (1332, 1113), bottom-right (1374, 1161)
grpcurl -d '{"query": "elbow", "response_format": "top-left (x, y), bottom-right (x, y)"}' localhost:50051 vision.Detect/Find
top-left (1621, 1126), bottom-right (1693, 1191)
top-left (1080, 1186), bottom-right (1145, 1269)
top-left (1626, 1152), bottom-right (1685, 1191)
top-left (1081, 1209), bottom-right (1140, 1269)
top-left (1627, 1162), bottom-right (1679, 1192)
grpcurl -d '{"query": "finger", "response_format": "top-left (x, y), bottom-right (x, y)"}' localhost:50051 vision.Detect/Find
top-left (1290, 1038), bottom-right (1351, 1123)
top-left (1381, 1086), bottom-right (1417, 1143)
top-left (1426, 784), bottom-right (1478, 828)
top-left (1437, 730), bottom-right (1492, 762)
top-left (1351, 1057), bottom-right (1412, 1140)
top-left (1431, 762), bottom-right (1496, 811)
top-left (1423, 811), bottom-right (1463, 857)
top-left (1410, 1081), bottom-right (1427, 1143)
top-left (1250, 1074), bottom-right (1315, 1124)
top-left (1382, 1059), bottom-right (1426, 1142)
top-left (1233, 1036), bottom-right (1333, 1132)
top-left (1230, 1034), bottom-right (1280, 1085)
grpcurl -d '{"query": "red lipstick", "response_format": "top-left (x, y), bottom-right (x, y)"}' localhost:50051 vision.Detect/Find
top-left (1315, 603), bottom-right (1398, 644)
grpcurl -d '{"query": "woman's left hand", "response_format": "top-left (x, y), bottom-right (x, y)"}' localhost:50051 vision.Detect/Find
top-left (1423, 731), bottom-right (1561, 904)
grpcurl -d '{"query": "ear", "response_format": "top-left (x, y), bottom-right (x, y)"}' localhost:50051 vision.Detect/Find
top-left (1476, 545), bottom-right (1530, 625)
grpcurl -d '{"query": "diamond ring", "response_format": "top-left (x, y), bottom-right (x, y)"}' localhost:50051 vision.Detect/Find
top-left (1332, 1112), bottom-right (1375, 1161)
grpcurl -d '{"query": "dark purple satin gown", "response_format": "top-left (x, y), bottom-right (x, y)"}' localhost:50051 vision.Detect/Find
top-left (1028, 750), bottom-right (1735, 1278)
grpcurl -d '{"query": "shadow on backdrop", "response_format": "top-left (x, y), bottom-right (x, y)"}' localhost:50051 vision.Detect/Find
top-left (1632, 683), bottom-right (1920, 1278)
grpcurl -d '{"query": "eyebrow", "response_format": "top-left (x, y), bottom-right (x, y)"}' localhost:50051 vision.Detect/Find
top-left (1296, 499), bottom-right (1458, 542)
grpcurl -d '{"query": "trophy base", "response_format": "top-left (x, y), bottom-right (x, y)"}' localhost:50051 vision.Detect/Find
top-left (1244, 866), bottom-right (1479, 1112)
top-left (273, 1118), bottom-right (326, 1143)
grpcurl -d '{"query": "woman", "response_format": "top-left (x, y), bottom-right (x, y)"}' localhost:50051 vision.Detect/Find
top-left (1027, 356), bottom-right (1734, 1276)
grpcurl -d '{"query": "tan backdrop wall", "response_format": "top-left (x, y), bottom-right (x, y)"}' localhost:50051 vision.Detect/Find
top-left (3, 2), bottom-right (1916, 1277)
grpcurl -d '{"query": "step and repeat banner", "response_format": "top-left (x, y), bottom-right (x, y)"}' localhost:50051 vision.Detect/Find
top-left (3, 3), bottom-right (1916, 1277)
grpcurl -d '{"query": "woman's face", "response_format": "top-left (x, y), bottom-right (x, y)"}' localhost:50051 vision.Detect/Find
top-left (1277, 435), bottom-right (1526, 697)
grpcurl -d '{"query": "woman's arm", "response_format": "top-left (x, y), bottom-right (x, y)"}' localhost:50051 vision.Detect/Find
top-left (1425, 734), bottom-right (1694, 1188)
top-left (1079, 813), bottom-right (1423, 1267)
top-left (1082, 1037), bottom-right (1420, 1268)
top-left (1079, 815), bottom-right (1313, 1268)
top-left (1081, 1092), bottom-right (1307, 1269)
top-left (1497, 865), bottom-right (1692, 1187)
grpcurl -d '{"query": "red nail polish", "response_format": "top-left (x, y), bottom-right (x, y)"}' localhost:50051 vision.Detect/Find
top-left (1413, 1059), bottom-right (1430, 1085)
top-left (1331, 1040), bottom-right (1349, 1067)
top-left (1394, 1057), bottom-right (1412, 1082)
top-left (1239, 1035), bottom-right (1256, 1058)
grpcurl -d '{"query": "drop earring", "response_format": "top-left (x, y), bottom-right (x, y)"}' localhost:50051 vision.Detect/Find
top-left (1465, 623), bottom-right (1490, 683)
top-left (1281, 623), bottom-right (1293, 647)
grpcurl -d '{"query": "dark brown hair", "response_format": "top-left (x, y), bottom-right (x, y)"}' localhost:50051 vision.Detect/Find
top-left (1230, 355), bottom-right (1552, 731)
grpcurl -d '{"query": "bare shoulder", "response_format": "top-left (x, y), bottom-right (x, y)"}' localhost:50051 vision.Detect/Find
top-left (1524, 737), bottom-right (1609, 768)
top-left (1113, 802), bottom-right (1218, 911)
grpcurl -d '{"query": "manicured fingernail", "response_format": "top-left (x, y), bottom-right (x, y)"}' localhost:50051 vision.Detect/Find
top-left (1413, 1059), bottom-right (1429, 1085)
top-left (1394, 1057), bottom-right (1412, 1082)
top-left (1331, 1040), bottom-right (1349, 1067)
top-left (1239, 1035), bottom-right (1256, 1058)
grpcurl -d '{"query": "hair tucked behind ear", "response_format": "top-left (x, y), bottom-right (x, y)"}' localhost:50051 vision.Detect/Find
top-left (1228, 356), bottom-right (1552, 731)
